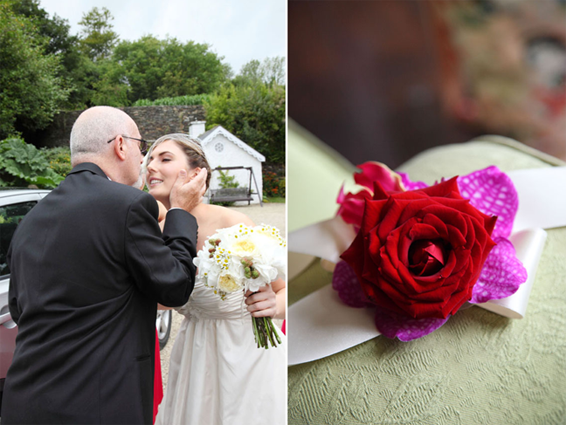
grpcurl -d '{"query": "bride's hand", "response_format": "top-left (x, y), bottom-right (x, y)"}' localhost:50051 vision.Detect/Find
top-left (244, 285), bottom-right (277, 318)
top-left (169, 168), bottom-right (208, 212)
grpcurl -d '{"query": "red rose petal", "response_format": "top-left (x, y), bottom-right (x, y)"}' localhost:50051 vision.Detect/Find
top-left (360, 199), bottom-right (387, 235)
top-left (419, 177), bottom-right (460, 198)
top-left (407, 222), bottom-right (442, 241)
top-left (372, 181), bottom-right (391, 201)
top-left (446, 224), bottom-right (467, 247)
top-left (336, 191), bottom-right (371, 227)
top-left (355, 162), bottom-right (404, 192)
top-left (421, 214), bottom-right (449, 237)
top-left (376, 198), bottom-right (407, 241)
top-left (409, 240), bottom-right (446, 275)
top-left (440, 251), bottom-right (457, 277)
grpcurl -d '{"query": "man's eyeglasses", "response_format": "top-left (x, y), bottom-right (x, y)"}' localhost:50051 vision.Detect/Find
top-left (107, 135), bottom-right (149, 155)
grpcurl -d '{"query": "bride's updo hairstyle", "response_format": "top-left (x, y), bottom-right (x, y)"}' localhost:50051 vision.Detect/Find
top-left (144, 133), bottom-right (212, 189)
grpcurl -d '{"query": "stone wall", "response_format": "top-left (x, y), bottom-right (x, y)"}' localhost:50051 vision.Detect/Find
top-left (263, 163), bottom-right (285, 177)
top-left (40, 105), bottom-right (206, 148)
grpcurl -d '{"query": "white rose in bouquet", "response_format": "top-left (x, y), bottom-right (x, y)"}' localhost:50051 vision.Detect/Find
top-left (193, 223), bottom-right (287, 348)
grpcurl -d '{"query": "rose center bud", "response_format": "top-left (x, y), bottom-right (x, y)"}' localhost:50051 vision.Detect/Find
top-left (408, 239), bottom-right (447, 277)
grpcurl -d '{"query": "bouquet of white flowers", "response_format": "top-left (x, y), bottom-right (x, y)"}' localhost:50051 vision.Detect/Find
top-left (194, 223), bottom-right (287, 348)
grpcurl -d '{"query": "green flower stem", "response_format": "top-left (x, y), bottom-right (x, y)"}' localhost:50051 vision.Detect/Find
top-left (271, 318), bottom-right (282, 345)
top-left (265, 318), bottom-right (275, 348)
top-left (252, 316), bottom-right (281, 349)
top-left (252, 314), bottom-right (260, 348)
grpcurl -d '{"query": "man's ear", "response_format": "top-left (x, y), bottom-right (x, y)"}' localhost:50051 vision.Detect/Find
top-left (113, 136), bottom-right (127, 161)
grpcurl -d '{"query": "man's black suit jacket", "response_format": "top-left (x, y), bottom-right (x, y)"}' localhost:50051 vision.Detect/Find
top-left (3, 163), bottom-right (197, 424)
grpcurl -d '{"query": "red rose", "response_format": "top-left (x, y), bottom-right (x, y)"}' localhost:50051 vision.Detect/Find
top-left (337, 162), bottom-right (405, 228)
top-left (340, 177), bottom-right (497, 319)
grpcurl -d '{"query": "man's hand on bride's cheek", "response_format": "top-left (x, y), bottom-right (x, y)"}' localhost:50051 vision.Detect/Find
top-left (244, 285), bottom-right (277, 318)
top-left (170, 168), bottom-right (208, 212)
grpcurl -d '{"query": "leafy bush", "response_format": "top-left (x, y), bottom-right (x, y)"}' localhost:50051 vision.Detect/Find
top-left (205, 82), bottom-right (285, 165)
top-left (133, 94), bottom-right (211, 107)
top-left (0, 4), bottom-right (70, 139)
top-left (0, 137), bottom-right (65, 188)
top-left (42, 146), bottom-right (72, 178)
top-left (211, 169), bottom-right (240, 206)
top-left (263, 171), bottom-right (285, 198)
top-left (277, 178), bottom-right (286, 197)
top-left (218, 169), bottom-right (239, 189)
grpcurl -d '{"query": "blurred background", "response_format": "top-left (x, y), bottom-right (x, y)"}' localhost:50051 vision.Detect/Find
top-left (289, 0), bottom-right (566, 169)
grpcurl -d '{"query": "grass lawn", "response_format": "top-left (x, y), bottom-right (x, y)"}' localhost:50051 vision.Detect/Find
top-left (265, 197), bottom-right (285, 204)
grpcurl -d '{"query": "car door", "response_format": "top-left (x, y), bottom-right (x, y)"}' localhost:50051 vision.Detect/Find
top-left (0, 192), bottom-right (47, 385)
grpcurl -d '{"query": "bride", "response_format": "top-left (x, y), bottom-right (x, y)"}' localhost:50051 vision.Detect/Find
top-left (144, 133), bottom-right (286, 425)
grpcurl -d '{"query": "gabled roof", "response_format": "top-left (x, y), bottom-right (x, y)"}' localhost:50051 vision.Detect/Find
top-left (197, 127), bottom-right (216, 141)
top-left (198, 125), bottom-right (265, 162)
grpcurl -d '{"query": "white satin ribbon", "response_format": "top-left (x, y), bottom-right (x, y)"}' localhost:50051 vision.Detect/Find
top-left (507, 167), bottom-right (566, 232)
top-left (479, 228), bottom-right (547, 319)
top-left (289, 166), bottom-right (566, 366)
top-left (288, 216), bottom-right (356, 264)
top-left (289, 284), bottom-right (380, 366)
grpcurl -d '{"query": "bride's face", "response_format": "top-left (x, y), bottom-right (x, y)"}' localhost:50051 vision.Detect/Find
top-left (146, 140), bottom-right (192, 204)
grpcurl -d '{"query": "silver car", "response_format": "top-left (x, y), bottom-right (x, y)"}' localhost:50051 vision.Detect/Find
top-left (0, 189), bottom-right (50, 409)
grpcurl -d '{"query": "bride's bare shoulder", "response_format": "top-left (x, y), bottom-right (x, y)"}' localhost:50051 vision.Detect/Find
top-left (201, 203), bottom-right (255, 227)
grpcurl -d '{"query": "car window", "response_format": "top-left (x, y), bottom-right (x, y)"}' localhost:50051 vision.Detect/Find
top-left (0, 201), bottom-right (37, 277)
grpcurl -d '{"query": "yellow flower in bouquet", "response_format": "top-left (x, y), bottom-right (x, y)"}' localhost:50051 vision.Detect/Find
top-left (218, 273), bottom-right (241, 293)
top-left (193, 223), bottom-right (287, 348)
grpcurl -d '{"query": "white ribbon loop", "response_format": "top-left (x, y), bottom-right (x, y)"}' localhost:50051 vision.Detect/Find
top-left (288, 216), bottom-right (356, 264)
top-left (478, 228), bottom-right (547, 319)
top-left (507, 167), bottom-right (566, 232)
top-left (288, 285), bottom-right (380, 366)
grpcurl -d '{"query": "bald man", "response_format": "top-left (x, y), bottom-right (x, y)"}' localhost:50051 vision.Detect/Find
top-left (3, 106), bottom-right (206, 424)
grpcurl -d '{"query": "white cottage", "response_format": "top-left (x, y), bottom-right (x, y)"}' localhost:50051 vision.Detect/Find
top-left (188, 121), bottom-right (265, 205)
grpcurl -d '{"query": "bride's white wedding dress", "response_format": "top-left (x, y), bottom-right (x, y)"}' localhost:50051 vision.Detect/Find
top-left (155, 279), bottom-right (286, 425)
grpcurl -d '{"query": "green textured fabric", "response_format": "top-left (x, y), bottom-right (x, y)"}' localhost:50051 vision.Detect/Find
top-left (288, 133), bottom-right (566, 424)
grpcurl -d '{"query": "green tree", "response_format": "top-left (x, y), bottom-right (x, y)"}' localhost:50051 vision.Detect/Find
top-left (78, 7), bottom-right (118, 62)
top-left (234, 56), bottom-right (285, 86)
top-left (9, 0), bottom-right (77, 56)
top-left (0, 3), bottom-right (69, 139)
top-left (104, 36), bottom-right (230, 105)
top-left (205, 81), bottom-right (285, 164)
top-left (261, 56), bottom-right (285, 86)
top-left (90, 59), bottom-right (130, 106)
top-left (233, 59), bottom-right (262, 86)
top-left (206, 57), bottom-right (286, 164)
top-left (8, 0), bottom-right (93, 109)
top-left (62, 52), bottom-right (101, 109)
top-left (157, 38), bottom-right (232, 98)
top-left (110, 36), bottom-right (163, 102)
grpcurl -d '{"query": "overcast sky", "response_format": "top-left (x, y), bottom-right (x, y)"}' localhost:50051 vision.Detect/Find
top-left (39, 0), bottom-right (286, 74)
